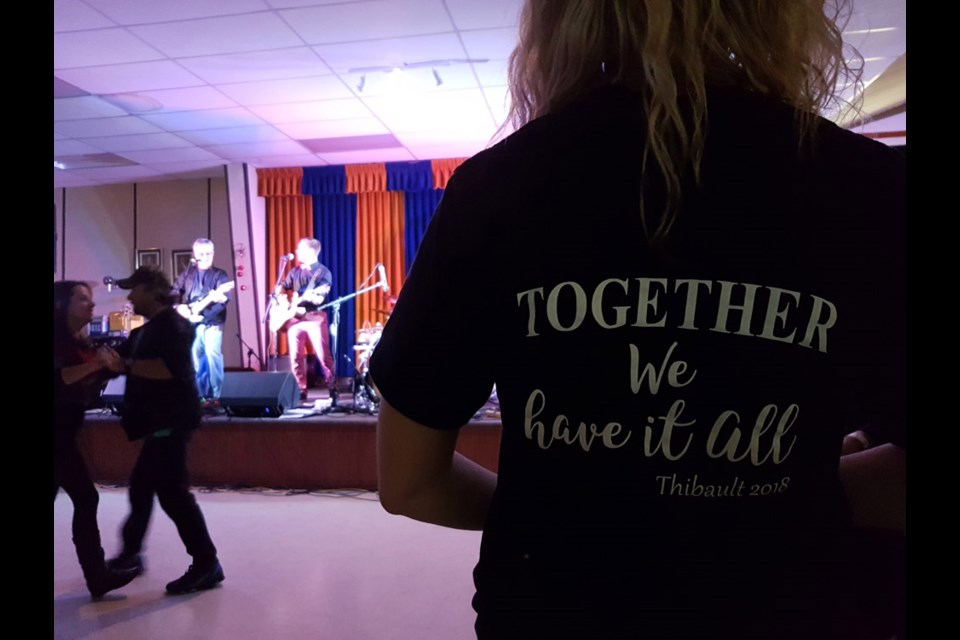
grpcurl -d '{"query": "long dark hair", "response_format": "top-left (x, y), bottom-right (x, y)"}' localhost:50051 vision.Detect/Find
top-left (53, 280), bottom-right (91, 349)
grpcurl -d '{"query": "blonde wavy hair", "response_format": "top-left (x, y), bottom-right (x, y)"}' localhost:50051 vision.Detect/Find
top-left (506, 0), bottom-right (861, 242)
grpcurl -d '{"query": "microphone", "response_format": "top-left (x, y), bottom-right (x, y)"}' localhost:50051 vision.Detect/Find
top-left (102, 276), bottom-right (115, 292)
top-left (377, 264), bottom-right (389, 293)
top-left (280, 253), bottom-right (295, 262)
top-left (189, 257), bottom-right (198, 265)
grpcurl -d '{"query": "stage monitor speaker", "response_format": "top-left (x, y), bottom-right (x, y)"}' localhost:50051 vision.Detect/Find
top-left (220, 371), bottom-right (299, 418)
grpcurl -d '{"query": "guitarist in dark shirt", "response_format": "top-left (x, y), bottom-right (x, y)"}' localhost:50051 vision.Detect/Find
top-left (275, 237), bottom-right (335, 400)
top-left (170, 238), bottom-right (233, 406)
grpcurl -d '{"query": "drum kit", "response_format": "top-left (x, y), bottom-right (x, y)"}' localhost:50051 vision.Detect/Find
top-left (351, 300), bottom-right (395, 413)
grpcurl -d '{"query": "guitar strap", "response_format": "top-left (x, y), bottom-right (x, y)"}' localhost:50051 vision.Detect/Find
top-left (191, 268), bottom-right (203, 302)
top-left (302, 266), bottom-right (321, 294)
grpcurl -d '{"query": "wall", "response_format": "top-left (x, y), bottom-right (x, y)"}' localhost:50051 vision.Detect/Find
top-left (54, 176), bottom-right (242, 368)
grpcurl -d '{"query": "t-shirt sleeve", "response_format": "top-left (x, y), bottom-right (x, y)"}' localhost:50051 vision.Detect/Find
top-left (369, 170), bottom-right (496, 429)
top-left (839, 144), bottom-right (907, 449)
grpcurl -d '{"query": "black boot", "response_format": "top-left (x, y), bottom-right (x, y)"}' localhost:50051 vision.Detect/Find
top-left (86, 564), bottom-right (140, 598)
top-left (77, 541), bottom-right (139, 598)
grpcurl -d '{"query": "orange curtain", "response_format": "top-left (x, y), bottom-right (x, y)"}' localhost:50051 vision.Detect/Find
top-left (346, 163), bottom-right (388, 194)
top-left (258, 167), bottom-right (303, 197)
top-left (356, 192), bottom-right (405, 334)
top-left (259, 168), bottom-right (312, 356)
top-left (431, 158), bottom-right (466, 189)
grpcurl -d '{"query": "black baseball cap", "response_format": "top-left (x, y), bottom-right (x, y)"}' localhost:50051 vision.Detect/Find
top-left (116, 265), bottom-right (171, 291)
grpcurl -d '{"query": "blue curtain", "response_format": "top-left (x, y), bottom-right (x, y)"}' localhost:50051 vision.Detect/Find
top-left (311, 193), bottom-right (358, 379)
top-left (403, 189), bottom-right (444, 274)
top-left (387, 160), bottom-right (433, 191)
top-left (303, 166), bottom-right (347, 195)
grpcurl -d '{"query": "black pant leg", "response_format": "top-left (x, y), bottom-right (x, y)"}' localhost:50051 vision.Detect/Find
top-left (152, 431), bottom-right (218, 563)
top-left (119, 438), bottom-right (159, 556)
top-left (54, 431), bottom-right (106, 577)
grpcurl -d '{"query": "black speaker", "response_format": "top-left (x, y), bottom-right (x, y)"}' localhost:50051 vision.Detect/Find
top-left (220, 372), bottom-right (300, 418)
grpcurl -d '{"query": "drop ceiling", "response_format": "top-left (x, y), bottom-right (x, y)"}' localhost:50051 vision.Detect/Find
top-left (54, 0), bottom-right (906, 188)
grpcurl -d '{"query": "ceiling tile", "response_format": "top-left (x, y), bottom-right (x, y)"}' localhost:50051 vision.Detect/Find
top-left (55, 116), bottom-right (167, 138)
top-left (142, 108), bottom-right (266, 131)
top-left (66, 165), bottom-right (164, 182)
top-left (444, 0), bottom-right (522, 30)
top-left (130, 13), bottom-right (304, 58)
top-left (301, 133), bottom-right (401, 154)
top-left (129, 86), bottom-right (240, 112)
top-left (361, 88), bottom-right (494, 132)
top-left (54, 96), bottom-right (129, 121)
top-left (483, 85), bottom-right (511, 125)
top-left (205, 140), bottom-right (311, 159)
top-left (54, 139), bottom-right (110, 156)
top-left (55, 28), bottom-right (165, 69)
top-left (264, 0), bottom-right (364, 8)
top-left (56, 152), bottom-right (139, 170)
top-left (317, 147), bottom-right (416, 165)
top-left (216, 76), bottom-right (354, 106)
top-left (394, 126), bottom-right (495, 147)
top-left (81, 132), bottom-right (196, 152)
top-left (282, 0), bottom-right (454, 44)
top-left (116, 147), bottom-right (225, 164)
top-left (177, 125), bottom-right (290, 146)
top-left (460, 28), bottom-right (518, 61)
top-left (248, 99), bottom-right (373, 124)
top-left (54, 76), bottom-right (89, 98)
top-left (83, 0), bottom-right (270, 24)
top-left (137, 162), bottom-right (228, 180)
top-left (274, 118), bottom-right (389, 139)
top-left (472, 58), bottom-right (508, 88)
top-left (56, 61), bottom-right (206, 94)
top-left (54, 0), bottom-right (117, 32)
top-left (249, 154), bottom-right (329, 168)
top-left (345, 65), bottom-right (478, 97)
top-left (313, 33), bottom-right (468, 73)
top-left (178, 48), bottom-right (331, 84)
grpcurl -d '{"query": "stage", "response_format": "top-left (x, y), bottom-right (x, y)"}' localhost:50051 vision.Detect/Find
top-left (78, 392), bottom-right (503, 491)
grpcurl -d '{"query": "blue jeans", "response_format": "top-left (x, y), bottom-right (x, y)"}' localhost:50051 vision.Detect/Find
top-left (192, 324), bottom-right (224, 399)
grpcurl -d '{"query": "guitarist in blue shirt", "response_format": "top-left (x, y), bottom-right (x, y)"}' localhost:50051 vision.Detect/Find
top-left (274, 237), bottom-right (335, 401)
top-left (171, 238), bottom-right (234, 407)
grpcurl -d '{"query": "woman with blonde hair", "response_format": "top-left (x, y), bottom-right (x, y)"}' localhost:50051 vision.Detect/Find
top-left (372, 1), bottom-right (905, 637)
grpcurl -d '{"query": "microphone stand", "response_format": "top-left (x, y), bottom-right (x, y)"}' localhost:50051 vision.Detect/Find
top-left (316, 280), bottom-right (387, 415)
top-left (236, 333), bottom-right (263, 371)
top-left (263, 257), bottom-right (292, 371)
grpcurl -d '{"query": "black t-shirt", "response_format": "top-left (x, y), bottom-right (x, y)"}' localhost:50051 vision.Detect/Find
top-left (370, 85), bottom-right (906, 636)
top-left (117, 307), bottom-right (201, 439)
top-left (281, 262), bottom-right (333, 313)
top-left (171, 265), bottom-right (231, 325)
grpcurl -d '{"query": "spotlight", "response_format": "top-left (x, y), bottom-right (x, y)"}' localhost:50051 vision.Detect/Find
top-left (357, 74), bottom-right (366, 92)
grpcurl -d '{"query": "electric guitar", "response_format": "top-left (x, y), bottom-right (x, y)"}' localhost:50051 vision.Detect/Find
top-left (269, 284), bottom-right (331, 333)
top-left (175, 281), bottom-right (235, 324)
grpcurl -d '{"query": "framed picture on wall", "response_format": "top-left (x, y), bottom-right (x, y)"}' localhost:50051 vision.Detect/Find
top-left (136, 248), bottom-right (161, 269)
top-left (172, 249), bottom-right (193, 281)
